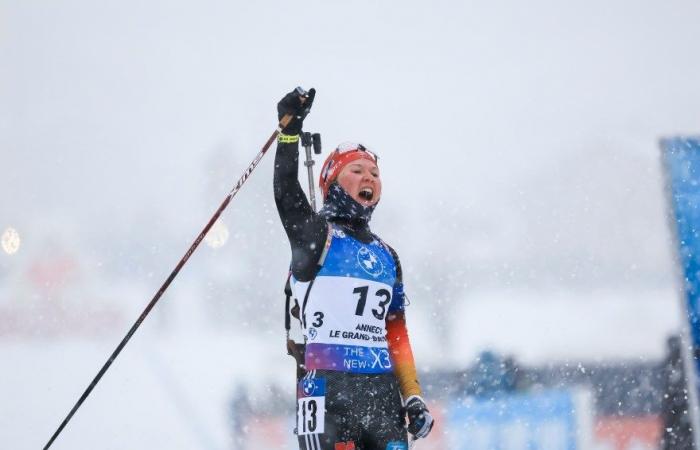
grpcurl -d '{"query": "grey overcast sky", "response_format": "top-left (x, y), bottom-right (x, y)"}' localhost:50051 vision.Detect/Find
top-left (2, 0), bottom-right (699, 290)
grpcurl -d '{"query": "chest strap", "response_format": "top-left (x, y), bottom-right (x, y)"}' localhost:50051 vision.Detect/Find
top-left (284, 224), bottom-right (333, 366)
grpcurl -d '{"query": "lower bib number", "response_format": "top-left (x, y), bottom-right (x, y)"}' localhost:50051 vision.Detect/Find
top-left (297, 397), bottom-right (325, 435)
top-left (297, 378), bottom-right (326, 435)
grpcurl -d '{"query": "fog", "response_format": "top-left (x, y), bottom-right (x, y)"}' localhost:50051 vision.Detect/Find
top-left (2, 1), bottom-right (700, 449)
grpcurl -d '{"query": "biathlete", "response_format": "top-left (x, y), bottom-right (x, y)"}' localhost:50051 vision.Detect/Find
top-left (273, 88), bottom-right (434, 450)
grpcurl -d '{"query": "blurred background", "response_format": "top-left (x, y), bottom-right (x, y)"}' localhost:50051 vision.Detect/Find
top-left (2, 0), bottom-right (700, 449)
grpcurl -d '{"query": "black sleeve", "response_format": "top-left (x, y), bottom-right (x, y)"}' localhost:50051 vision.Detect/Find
top-left (273, 140), bottom-right (328, 281)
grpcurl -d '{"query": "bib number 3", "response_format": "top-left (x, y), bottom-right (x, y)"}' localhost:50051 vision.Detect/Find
top-left (297, 378), bottom-right (326, 436)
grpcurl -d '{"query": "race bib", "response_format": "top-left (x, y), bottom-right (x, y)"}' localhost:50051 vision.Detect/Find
top-left (297, 377), bottom-right (326, 435)
top-left (291, 228), bottom-right (399, 374)
top-left (300, 277), bottom-right (394, 342)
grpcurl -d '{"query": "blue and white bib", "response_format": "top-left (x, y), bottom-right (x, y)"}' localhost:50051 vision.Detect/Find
top-left (291, 225), bottom-right (398, 374)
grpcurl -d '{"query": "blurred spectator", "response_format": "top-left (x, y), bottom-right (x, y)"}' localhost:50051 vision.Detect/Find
top-left (469, 350), bottom-right (520, 397)
top-left (229, 386), bottom-right (251, 450)
top-left (659, 335), bottom-right (693, 450)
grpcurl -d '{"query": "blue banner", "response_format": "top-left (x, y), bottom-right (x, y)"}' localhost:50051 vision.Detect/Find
top-left (663, 137), bottom-right (700, 358)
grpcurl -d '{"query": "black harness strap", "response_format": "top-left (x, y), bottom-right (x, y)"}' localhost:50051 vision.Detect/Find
top-left (284, 224), bottom-right (333, 376)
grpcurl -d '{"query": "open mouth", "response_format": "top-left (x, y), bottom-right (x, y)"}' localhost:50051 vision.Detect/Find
top-left (359, 187), bottom-right (374, 201)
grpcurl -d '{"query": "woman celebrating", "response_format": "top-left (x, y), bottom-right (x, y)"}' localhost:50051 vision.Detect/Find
top-left (274, 88), bottom-right (433, 450)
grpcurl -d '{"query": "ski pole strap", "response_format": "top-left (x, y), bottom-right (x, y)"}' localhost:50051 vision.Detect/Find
top-left (278, 133), bottom-right (300, 144)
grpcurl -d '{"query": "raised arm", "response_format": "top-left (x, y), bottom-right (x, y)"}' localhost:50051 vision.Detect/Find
top-left (273, 89), bottom-right (328, 281)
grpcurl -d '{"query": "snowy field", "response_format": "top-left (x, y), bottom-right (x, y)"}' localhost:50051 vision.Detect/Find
top-left (1, 287), bottom-right (680, 449)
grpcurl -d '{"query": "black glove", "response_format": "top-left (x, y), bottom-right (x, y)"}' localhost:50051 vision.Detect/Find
top-left (405, 396), bottom-right (434, 439)
top-left (277, 87), bottom-right (316, 135)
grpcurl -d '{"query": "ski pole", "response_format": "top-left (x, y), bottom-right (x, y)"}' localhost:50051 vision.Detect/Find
top-left (43, 92), bottom-right (309, 450)
top-left (301, 131), bottom-right (322, 212)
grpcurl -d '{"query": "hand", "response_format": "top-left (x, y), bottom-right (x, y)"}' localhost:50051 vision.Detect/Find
top-left (405, 396), bottom-right (434, 439)
top-left (277, 87), bottom-right (316, 135)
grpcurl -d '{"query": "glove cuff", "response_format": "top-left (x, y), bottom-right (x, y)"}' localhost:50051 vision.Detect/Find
top-left (404, 395), bottom-right (425, 407)
top-left (278, 133), bottom-right (300, 144)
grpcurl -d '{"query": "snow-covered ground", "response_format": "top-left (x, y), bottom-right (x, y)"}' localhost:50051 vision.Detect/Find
top-left (3, 331), bottom-right (293, 450)
top-left (1, 286), bottom-right (679, 449)
top-left (443, 288), bottom-right (681, 365)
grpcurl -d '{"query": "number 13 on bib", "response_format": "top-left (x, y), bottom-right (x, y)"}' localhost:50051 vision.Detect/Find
top-left (297, 377), bottom-right (326, 435)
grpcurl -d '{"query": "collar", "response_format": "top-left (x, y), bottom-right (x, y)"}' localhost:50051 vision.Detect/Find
top-left (319, 183), bottom-right (376, 229)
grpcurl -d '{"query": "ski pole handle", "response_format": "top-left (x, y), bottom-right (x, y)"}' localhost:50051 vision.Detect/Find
top-left (277, 88), bottom-right (311, 131)
top-left (278, 114), bottom-right (295, 131)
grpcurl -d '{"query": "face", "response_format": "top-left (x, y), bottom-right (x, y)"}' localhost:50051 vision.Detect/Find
top-left (336, 158), bottom-right (382, 207)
